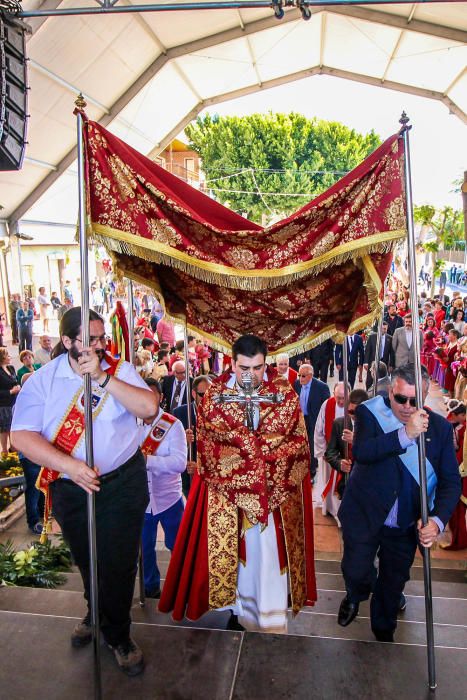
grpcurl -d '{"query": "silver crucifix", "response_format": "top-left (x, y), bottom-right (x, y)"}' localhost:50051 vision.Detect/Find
top-left (214, 371), bottom-right (285, 431)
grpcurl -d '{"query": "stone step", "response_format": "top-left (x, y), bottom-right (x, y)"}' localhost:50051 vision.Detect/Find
top-left (57, 568), bottom-right (467, 601)
top-left (1, 585), bottom-right (466, 648)
top-left (2, 611), bottom-right (463, 700)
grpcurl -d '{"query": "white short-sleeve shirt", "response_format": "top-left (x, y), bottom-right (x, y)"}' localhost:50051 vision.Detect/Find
top-left (11, 353), bottom-right (150, 475)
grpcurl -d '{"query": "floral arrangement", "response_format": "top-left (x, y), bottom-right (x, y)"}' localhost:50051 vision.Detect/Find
top-left (0, 453), bottom-right (24, 512)
top-left (0, 537), bottom-right (73, 588)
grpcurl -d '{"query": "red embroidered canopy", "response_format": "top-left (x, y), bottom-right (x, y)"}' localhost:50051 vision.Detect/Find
top-left (82, 115), bottom-right (407, 355)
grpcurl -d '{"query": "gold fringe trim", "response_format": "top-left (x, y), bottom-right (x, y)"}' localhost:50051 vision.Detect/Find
top-left (90, 222), bottom-right (404, 292)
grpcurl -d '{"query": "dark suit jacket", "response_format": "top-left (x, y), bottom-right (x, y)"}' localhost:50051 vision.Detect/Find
top-left (339, 401), bottom-right (461, 539)
top-left (161, 375), bottom-right (191, 413)
top-left (385, 314), bottom-right (403, 336)
top-left (294, 377), bottom-right (331, 464)
top-left (335, 335), bottom-right (364, 370)
top-left (324, 416), bottom-right (348, 498)
top-left (310, 339), bottom-right (334, 366)
top-left (364, 332), bottom-right (395, 369)
top-left (173, 401), bottom-right (197, 460)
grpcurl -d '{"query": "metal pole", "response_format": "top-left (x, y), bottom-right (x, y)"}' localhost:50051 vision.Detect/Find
top-left (342, 339), bottom-right (350, 482)
top-left (126, 279), bottom-right (146, 608)
top-left (183, 324), bottom-right (193, 462)
top-left (400, 111), bottom-right (436, 691)
top-left (76, 95), bottom-right (102, 700)
top-left (18, 0), bottom-right (453, 20)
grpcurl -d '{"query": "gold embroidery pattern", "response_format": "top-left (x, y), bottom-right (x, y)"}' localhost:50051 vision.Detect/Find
top-left (281, 485), bottom-right (307, 616)
top-left (207, 488), bottom-right (238, 609)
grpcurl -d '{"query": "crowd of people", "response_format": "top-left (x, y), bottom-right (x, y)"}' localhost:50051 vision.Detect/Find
top-left (2, 273), bottom-right (464, 677)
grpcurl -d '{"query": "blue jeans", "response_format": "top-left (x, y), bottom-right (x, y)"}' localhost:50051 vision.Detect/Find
top-left (142, 497), bottom-right (184, 592)
top-left (19, 456), bottom-right (44, 529)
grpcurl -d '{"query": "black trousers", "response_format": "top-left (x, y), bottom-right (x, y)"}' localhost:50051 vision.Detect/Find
top-left (51, 450), bottom-right (149, 646)
top-left (312, 359), bottom-right (329, 383)
top-left (338, 366), bottom-right (357, 389)
top-left (341, 525), bottom-right (417, 634)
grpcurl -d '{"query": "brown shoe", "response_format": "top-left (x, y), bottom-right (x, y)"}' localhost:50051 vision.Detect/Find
top-left (71, 618), bottom-right (92, 648)
top-left (108, 638), bottom-right (144, 676)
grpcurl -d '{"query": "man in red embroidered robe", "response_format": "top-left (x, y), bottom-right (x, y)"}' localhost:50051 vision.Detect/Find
top-left (159, 334), bottom-right (317, 632)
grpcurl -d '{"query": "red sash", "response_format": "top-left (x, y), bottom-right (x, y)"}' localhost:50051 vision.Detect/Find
top-left (141, 412), bottom-right (177, 457)
top-left (324, 397), bottom-right (336, 443)
top-left (37, 353), bottom-right (122, 541)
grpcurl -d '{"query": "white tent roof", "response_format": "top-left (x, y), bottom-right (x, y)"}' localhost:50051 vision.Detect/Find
top-left (1, 1), bottom-right (466, 224)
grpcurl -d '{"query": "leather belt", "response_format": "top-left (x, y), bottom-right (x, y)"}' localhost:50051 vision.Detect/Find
top-left (98, 449), bottom-right (142, 485)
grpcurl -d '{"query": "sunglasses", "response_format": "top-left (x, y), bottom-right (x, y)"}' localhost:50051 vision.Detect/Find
top-left (393, 393), bottom-right (417, 408)
top-left (196, 391), bottom-right (206, 397)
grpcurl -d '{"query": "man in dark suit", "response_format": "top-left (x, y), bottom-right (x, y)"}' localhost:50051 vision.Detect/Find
top-left (364, 322), bottom-right (394, 389)
top-left (173, 374), bottom-right (211, 497)
top-left (310, 339), bottom-right (334, 383)
top-left (161, 361), bottom-right (191, 413)
top-left (294, 364), bottom-right (330, 478)
top-left (385, 304), bottom-right (404, 336)
top-left (335, 334), bottom-right (364, 389)
top-left (338, 364), bottom-right (461, 642)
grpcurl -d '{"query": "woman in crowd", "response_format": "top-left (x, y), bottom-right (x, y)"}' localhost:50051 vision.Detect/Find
top-left (452, 308), bottom-right (465, 334)
top-left (441, 400), bottom-right (467, 550)
top-left (17, 350), bottom-right (41, 385)
top-left (0, 348), bottom-right (20, 456)
top-left (443, 328), bottom-right (461, 398)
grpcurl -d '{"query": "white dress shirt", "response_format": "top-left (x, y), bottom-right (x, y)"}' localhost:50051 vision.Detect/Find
top-left (11, 353), bottom-right (149, 475)
top-left (139, 408), bottom-right (187, 515)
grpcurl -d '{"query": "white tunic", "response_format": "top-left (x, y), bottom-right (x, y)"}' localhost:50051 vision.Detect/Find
top-left (222, 373), bottom-right (288, 633)
top-left (313, 398), bottom-right (344, 521)
top-left (11, 353), bottom-right (149, 475)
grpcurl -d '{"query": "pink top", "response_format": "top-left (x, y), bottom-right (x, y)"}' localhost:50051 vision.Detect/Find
top-left (156, 318), bottom-right (176, 346)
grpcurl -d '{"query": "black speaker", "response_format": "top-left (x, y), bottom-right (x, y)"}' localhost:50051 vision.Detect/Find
top-left (0, 13), bottom-right (29, 171)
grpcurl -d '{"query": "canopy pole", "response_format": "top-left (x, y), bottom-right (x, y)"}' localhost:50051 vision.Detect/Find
top-left (400, 111), bottom-right (436, 691)
top-left (126, 279), bottom-right (146, 608)
top-left (342, 338), bottom-right (350, 483)
top-left (183, 323), bottom-right (193, 462)
top-left (76, 94), bottom-right (102, 700)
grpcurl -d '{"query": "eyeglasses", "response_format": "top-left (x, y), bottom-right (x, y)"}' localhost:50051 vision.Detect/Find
top-left (393, 393), bottom-right (417, 408)
top-left (196, 391), bottom-right (206, 397)
top-left (75, 335), bottom-right (108, 346)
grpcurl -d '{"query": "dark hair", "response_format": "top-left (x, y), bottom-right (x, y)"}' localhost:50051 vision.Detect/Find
top-left (391, 363), bottom-right (430, 387)
top-left (373, 360), bottom-right (388, 379)
top-left (144, 378), bottom-right (162, 394)
top-left (51, 307), bottom-right (103, 358)
top-left (348, 389), bottom-right (368, 405)
top-left (187, 335), bottom-right (195, 343)
top-left (425, 330), bottom-right (435, 340)
top-left (192, 374), bottom-right (211, 392)
top-left (175, 339), bottom-right (184, 352)
top-left (450, 329), bottom-right (461, 339)
top-left (444, 322), bottom-right (454, 333)
top-left (455, 309), bottom-right (464, 320)
top-left (232, 334), bottom-right (267, 361)
top-left (157, 349), bottom-right (169, 362)
top-left (160, 342), bottom-right (170, 350)
top-left (141, 337), bottom-right (155, 349)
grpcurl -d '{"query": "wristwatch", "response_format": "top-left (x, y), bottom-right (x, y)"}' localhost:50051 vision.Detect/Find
top-left (98, 373), bottom-right (111, 389)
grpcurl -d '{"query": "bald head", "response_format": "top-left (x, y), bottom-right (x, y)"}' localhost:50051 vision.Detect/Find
top-left (172, 360), bottom-right (186, 381)
top-left (333, 382), bottom-right (346, 407)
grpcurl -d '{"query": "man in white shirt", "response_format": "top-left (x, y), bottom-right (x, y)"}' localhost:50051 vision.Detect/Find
top-left (140, 378), bottom-right (187, 599)
top-left (34, 335), bottom-right (52, 366)
top-left (11, 307), bottom-right (156, 677)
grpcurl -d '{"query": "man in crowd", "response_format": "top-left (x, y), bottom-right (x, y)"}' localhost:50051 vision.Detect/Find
top-left (140, 378), bottom-right (187, 599)
top-left (335, 334), bottom-right (364, 389)
top-left (392, 314), bottom-right (423, 369)
top-left (16, 300), bottom-right (33, 352)
top-left (313, 382), bottom-right (346, 522)
top-left (173, 374), bottom-right (212, 498)
top-left (162, 360), bottom-right (190, 413)
top-left (294, 364), bottom-right (330, 479)
top-left (34, 335), bottom-right (52, 366)
top-left (368, 361), bottom-right (391, 398)
top-left (8, 293), bottom-right (21, 345)
top-left (364, 322), bottom-right (394, 389)
top-left (310, 339), bottom-right (335, 383)
top-left (324, 388), bottom-right (368, 504)
top-left (159, 334), bottom-right (317, 633)
top-left (275, 352), bottom-right (298, 385)
top-left (11, 307), bottom-right (157, 676)
top-left (385, 304), bottom-right (404, 337)
top-left (337, 364), bottom-right (460, 642)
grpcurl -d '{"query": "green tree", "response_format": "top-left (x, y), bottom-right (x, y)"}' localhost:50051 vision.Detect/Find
top-left (415, 205), bottom-right (465, 296)
top-left (186, 112), bottom-right (381, 222)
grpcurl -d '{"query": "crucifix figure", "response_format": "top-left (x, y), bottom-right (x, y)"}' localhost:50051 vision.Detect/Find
top-left (214, 370), bottom-right (285, 431)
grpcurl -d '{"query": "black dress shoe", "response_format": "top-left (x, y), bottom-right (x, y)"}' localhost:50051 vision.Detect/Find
top-left (226, 614), bottom-right (245, 631)
top-left (144, 587), bottom-right (161, 599)
top-left (338, 597), bottom-right (359, 627)
top-left (398, 593), bottom-right (407, 612)
top-left (373, 628), bottom-right (394, 643)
